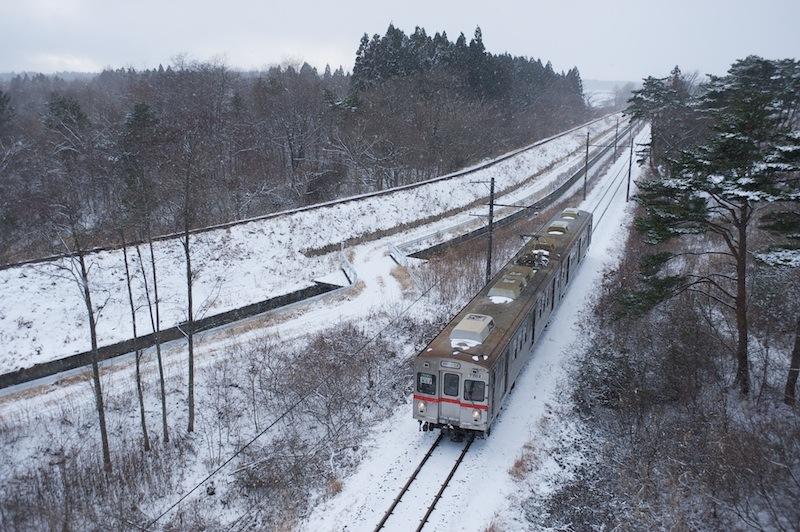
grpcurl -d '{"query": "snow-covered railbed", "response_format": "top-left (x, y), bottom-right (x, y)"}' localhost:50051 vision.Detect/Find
top-left (301, 125), bottom-right (651, 532)
top-left (0, 115), bottom-right (620, 375)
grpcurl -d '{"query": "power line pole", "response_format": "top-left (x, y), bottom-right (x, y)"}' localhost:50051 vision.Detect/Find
top-left (485, 177), bottom-right (495, 284)
top-left (614, 118), bottom-right (619, 158)
top-left (583, 130), bottom-right (589, 200)
top-left (626, 130), bottom-right (634, 202)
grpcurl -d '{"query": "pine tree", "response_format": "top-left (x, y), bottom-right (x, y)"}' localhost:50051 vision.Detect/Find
top-left (632, 56), bottom-right (800, 396)
top-left (627, 68), bottom-right (699, 167)
top-left (0, 89), bottom-right (11, 132)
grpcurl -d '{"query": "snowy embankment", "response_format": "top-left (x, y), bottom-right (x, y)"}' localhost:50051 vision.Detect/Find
top-left (0, 115), bottom-right (619, 375)
top-left (301, 125), bottom-right (651, 532)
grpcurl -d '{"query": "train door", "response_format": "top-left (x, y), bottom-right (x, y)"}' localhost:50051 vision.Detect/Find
top-left (439, 372), bottom-right (461, 424)
top-left (503, 351), bottom-right (509, 392)
top-left (566, 255), bottom-right (572, 285)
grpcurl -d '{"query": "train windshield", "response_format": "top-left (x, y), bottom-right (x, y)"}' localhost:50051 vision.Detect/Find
top-left (443, 373), bottom-right (459, 397)
top-left (417, 373), bottom-right (436, 395)
top-left (464, 380), bottom-right (485, 401)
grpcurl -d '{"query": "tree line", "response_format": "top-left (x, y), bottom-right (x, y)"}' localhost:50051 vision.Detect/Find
top-left (0, 25), bottom-right (589, 265)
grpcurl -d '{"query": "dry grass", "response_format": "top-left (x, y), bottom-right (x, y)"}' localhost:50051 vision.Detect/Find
top-left (484, 517), bottom-right (504, 532)
top-left (390, 265), bottom-right (415, 293)
top-left (508, 441), bottom-right (538, 481)
top-left (327, 477), bottom-right (343, 495)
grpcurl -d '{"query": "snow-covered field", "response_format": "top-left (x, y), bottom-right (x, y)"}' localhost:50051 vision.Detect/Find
top-left (0, 114), bottom-right (620, 375)
top-left (301, 125), bottom-right (651, 532)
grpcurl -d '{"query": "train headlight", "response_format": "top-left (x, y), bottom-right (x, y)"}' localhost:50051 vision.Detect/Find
top-left (418, 401), bottom-right (426, 413)
top-left (472, 409), bottom-right (480, 421)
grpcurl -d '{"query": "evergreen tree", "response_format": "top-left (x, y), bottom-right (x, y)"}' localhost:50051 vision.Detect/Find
top-left (0, 89), bottom-right (12, 132)
top-left (627, 68), bottom-right (699, 167)
top-left (632, 56), bottom-right (800, 396)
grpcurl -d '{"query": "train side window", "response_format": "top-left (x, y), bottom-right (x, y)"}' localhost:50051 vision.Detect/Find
top-left (464, 380), bottom-right (486, 401)
top-left (443, 373), bottom-right (459, 397)
top-left (417, 373), bottom-right (436, 395)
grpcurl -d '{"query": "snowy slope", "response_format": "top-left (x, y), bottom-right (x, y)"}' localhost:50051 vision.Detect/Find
top-left (0, 115), bottom-right (620, 375)
top-left (301, 125), bottom-right (651, 532)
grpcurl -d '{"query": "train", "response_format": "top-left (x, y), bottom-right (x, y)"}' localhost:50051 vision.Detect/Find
top-left (413, 207), bottom-right (593, 435)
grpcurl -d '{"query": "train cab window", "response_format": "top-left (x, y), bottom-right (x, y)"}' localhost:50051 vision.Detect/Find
top-left (417, 373), bottom-right (436, 395)
top-left (443, 373), bottom-right (460, 397)
top-left (464, 380), bottom-right (485, 401)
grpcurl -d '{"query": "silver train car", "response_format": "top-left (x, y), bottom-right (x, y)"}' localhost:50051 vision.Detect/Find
top-left (413, 208), bottom-right (593, 435)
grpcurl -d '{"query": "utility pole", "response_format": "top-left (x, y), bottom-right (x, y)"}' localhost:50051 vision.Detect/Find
top-left (485, 177), bottom-right (495, 284)
top-left (583, 131), bottom-right (589, 200)
top-left (614, 118), bottom-right (619, 157)
top-left (626, 131), bottom-right (634, 202)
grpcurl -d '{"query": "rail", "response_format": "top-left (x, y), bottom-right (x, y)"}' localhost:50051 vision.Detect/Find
top-left (374, 433), bottom-right (474, 532)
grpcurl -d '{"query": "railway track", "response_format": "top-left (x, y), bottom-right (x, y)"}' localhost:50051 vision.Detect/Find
top-left (374, 433), bottom-right (476, 532)
top-left (589, 124), bottom-right (646, 232)
top-left (372, 125), bottom-right (645, 532)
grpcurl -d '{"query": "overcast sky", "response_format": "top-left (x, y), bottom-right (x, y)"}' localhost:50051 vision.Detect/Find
top-left (1, 0), bottom-right (798, 81)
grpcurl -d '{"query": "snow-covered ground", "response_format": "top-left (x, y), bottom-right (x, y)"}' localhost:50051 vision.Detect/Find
top-left (0, 120), bottom-right (646, 531)
top-left (0, 114), bottom-right (620, 375)
top-left (301, 125), bottom-right (651, 532)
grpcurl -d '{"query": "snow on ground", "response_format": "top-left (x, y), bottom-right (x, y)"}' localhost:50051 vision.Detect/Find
top-left (0, 114), bottom-right (620, 375)
top-left (301, 125), bottom-right (651, 532)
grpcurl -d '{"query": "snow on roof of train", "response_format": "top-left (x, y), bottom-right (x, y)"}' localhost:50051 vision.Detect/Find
top-left (418, 208), bottom-right (592, 369)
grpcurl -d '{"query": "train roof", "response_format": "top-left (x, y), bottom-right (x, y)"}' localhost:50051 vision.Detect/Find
top-left (417, 208), bottom-right (592, 370)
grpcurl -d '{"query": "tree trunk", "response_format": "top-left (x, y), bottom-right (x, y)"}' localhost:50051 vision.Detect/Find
top-left (78, 251), bottom-right (112, 471)
top-left (734, 218), bottom-right (750, 396)
top-left (784, 312), bottom-right (800, 406)
top-left (59, 460), bottom-right (70, 532)
top-left (184, 228), bottom-right (195, 433)
top-left (120, 235), bottom-right (150, 451)
top-left (137, 241), bottom-right (169, 443)
top-left (181, 143), bottom-right (197, 434)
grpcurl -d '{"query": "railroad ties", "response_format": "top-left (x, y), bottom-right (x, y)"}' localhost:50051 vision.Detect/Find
top-left (374, 432), bottom-right (476, 532)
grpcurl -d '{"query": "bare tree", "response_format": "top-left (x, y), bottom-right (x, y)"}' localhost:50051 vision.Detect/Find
top-left (119, 101), bottom-right (171, 442)
top-left (41, 94), bottom-right (113, 471)
top-left (182, 153), bottom-right (197, 434)
top-left (47, 220), bottom-right (113, 471)
top-left (136, 242), bottom-right (170, 441)
top-left (119, 229), bottom-right (150, 450)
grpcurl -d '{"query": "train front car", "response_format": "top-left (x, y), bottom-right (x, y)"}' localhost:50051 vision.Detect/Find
top-left (412, 207), bottom-right (593, 437)
top-left (413, 313), bottom-right (493, 434)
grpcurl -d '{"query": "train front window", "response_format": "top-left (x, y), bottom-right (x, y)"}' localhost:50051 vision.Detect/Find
top-left (464, 380), bottom-right (485, 402)
top-left (417, 373), bottom-right (436, 395)
top-left (443, 373), bottom-right (459, 397)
